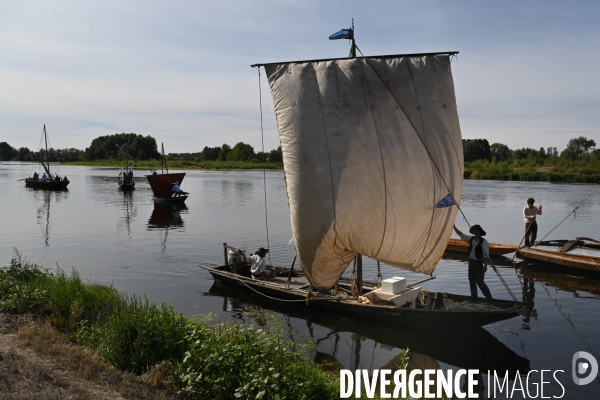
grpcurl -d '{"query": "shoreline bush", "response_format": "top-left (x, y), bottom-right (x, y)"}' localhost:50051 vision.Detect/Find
top-left (0, 254), bottom-right (378, 399)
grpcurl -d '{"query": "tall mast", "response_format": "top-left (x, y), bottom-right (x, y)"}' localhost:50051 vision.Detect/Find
top-left (40, 125), bottom-right (52, 179)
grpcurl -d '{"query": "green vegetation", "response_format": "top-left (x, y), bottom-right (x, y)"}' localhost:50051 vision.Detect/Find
top-left (0, 254), bottom-right (362, 399)
top-left (2, 132), bottom-right (284, 169)
top-left (86, 133), bottom-right (160, 161)
top-left (65, 159), bottom-right (283, 170)
top-left (463, 136), bottom-right (600, 182)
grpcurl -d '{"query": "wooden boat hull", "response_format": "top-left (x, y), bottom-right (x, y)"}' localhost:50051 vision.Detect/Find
top-left (145, 173), bottom-right (186, 198)
top-left (517, 247), bottom-right (600, 272)
top-left (118, 182), bottom-right (135, 191)
top-left (25, 179), bottom-right (69, 190)
top-left (446, 238), bottom-right (517, 256)
top-left (201, 265), bottom-right (532, 330)
top-left (153, 195), bottom-right (187, 203)
top-left (207, 281), bottom-right (531, 373)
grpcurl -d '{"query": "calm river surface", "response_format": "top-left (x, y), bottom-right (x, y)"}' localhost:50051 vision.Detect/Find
top-left (1, 162), bottom-right (599, 398)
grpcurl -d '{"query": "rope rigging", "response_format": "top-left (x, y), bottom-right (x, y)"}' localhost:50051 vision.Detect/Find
top-left (256, 67), bottom-right (272, 265)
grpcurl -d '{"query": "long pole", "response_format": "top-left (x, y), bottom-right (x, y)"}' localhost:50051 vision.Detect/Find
top-left (511, 221), bottom-right (536, 262)
top-left (538, 183), bottom-right (600, 243)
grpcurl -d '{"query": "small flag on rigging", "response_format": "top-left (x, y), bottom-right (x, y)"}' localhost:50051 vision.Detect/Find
top-left (329, 29), bottom-right (353, 40)
top-left (429, 193), bottom-right (456, 209)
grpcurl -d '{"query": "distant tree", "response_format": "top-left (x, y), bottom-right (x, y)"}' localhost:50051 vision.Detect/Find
top-left (490, 143), bottom-right (512, 162)
top-left (16, 147), bottom-right (31, 161)
top-left (546, 147), bottom-right (558, 158)
top-left (85, 133), bottom-right (159, 161)
top-left (269, 146), bottom-right (283, 163)
top-left (200, 146), bottom-right (220, 161)
top-left (537, 147), bottom-right (547, 160)
top-left (513, 147), bottom-right (538, 160)
top-left (218, 144), bottom-right (231, 161)
top-left (566, 136), bottom-right (596, 155)
top-left (0, 142), bottom-right (17, 161)
top-left (227, 142), bottom-right (255, 162)
top-left (463, 139), bottom-right (491, 162)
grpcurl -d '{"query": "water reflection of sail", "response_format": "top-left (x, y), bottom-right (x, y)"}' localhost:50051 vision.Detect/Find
top-left (33, 190), bottom-right (68, 247)
top-left (207, 282), bottom-right (530, 374)
top-left (147, 202), bottom-right (187, 250)
top-left (36, 191), bottom-right (51, 247)
top-left (147, 203), bottom-right (187, 229)
top-left (118, 191), bottom-right (137, 238)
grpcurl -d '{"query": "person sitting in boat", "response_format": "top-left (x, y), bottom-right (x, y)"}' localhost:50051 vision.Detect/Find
top-left (41, 173), bottom-right (48, 181)
top-left (453, 224), bottom-right (493, 303)
top-left (523, 198), bottom-right (542, 248)
top-left (171, 181), bottom-right (189, 197)
top-left (33, 172), bottom-right (39, 181)
top-left (242, 247), bottom-right (271, 281)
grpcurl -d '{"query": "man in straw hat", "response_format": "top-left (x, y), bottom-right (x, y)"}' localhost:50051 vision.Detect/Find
top-left (453, 224), bottom-right (493, 303)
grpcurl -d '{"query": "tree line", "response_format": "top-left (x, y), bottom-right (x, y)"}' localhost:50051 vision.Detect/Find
top-left (170, 143), bottom-right (283, 163)
top-left (463, 136), bottom-right (599, 182)
top-left (463, 136), bottom-right (598, 163)
top-left (0, 133), bottom-right (283, 164)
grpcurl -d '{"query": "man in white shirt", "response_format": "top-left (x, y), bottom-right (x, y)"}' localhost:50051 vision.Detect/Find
top-left (523, 198), bottom-right (542, 248)
top-left (453, 224), bottom-right (493, 303)
top-left (242, 247), bottom-right (271, 280)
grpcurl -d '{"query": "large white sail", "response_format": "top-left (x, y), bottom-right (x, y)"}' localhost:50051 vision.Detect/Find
top-left (265, 54), bottom-right (463, 289)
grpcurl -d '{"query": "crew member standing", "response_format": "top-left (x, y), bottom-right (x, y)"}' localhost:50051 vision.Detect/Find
top-left (453, 224), bottom-right (493, 303)
top-left (523, 198), bottom-right (542, 248)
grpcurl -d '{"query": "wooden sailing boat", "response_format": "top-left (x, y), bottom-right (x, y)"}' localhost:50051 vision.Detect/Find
top-left (24, 125), bottom-right (70, 190)
top-left (446, 238), bottom-right (518, 256)
top-left (517, 237), bottom-right (600, 272)
top-left (145, 143), bottom-right (187, 202)
top-left (203, 29), bottom-right (531, 328)
top-left (116, 143), bottom-right (136, 191)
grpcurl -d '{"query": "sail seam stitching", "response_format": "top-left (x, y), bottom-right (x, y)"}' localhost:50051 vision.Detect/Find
top-left (359, 59), bottom-right (388, 259)
top-left (313, 62), bottom-right (341, 260)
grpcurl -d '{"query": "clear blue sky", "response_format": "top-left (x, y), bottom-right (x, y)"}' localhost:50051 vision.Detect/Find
top-left (1, 0), bottom-right (598, 154)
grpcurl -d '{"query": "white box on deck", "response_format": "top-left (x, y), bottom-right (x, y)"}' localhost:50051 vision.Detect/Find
top-left (380, 276), bottom-right (407, 294)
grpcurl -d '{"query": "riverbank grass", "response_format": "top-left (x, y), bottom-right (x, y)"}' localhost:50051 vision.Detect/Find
top-left (0, 254), bottom-right (384, 399)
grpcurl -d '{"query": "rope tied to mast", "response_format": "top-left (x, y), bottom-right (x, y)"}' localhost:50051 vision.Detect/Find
top-left (256, 66), bottom-right (272, 265)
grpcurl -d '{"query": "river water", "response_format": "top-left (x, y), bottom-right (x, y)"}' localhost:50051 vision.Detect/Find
top-left (1, 162), bottom-right (599, 398)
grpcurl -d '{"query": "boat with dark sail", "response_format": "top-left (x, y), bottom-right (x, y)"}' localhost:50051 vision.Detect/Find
top-left (145, 143), bottom-right (187, 202)
top-left (202, 30), bottom-right (532, 328)
top-left (24, 125), bottom-right (70, 190)
top-left (116, 143), bottom-right (136, 191)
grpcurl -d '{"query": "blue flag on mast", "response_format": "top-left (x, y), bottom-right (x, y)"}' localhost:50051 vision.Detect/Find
top-left (429, 193), bottom-right (456, 209)
top-left (329, 29), bottom-right (353, 40)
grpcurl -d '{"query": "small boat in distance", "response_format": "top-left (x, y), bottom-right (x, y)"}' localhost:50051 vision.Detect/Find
top-left (24, 125), bottom-right (70, 190)
top-left (116, 143), bottom-right (136, 191)
top-left (145, 143), bottom-right (187, 202)
top-left (517, 237), bottom-right (600, 273)
top-left (446, 238), bottom-right (518, 256)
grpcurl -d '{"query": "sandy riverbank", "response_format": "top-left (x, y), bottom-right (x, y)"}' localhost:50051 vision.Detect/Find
top-left (0, 313), bottom-right (179, 399)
